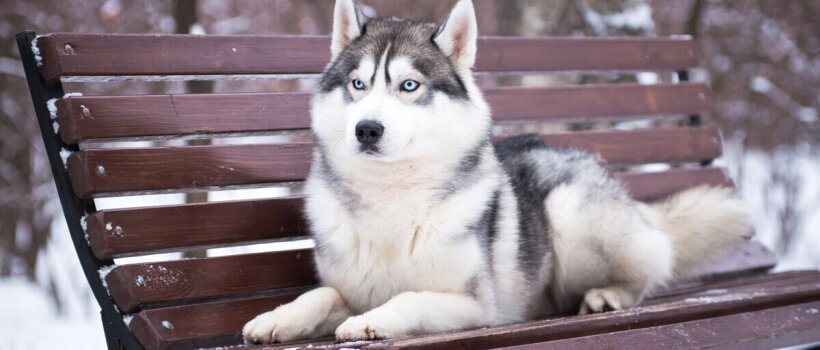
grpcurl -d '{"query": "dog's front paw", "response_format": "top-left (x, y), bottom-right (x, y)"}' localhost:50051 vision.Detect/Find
top-left (242, 305), bottom-right (318, 344)
top-left (335, 315), bottom-right (392, 341)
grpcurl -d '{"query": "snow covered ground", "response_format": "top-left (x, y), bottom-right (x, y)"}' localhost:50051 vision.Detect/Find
top-left (1, 144), bottom-right (817, 349)
top-left (0, 215), bottom-right (105, 349)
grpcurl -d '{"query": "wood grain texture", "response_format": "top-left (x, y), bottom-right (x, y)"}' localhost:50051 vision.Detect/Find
top-left (86, 196), bottom-right (306, 259)
top-left (126, 271), bottom-right (820, 350)
top-left (678, 240), bottom-right (777, 283)
top-left (502, 301), bottom-right (820, 350)
top-left (55, 83), bottom-right (711, 143)
top-left (129, 292), bottom-right (299, 350)
top-left (106, 249), bottom-right (316, 313)
top-left (66, 142), bottom-right (313, 198)
top-left (614, 167), bottom-right (733, 202)
top-left (86, 167), bottom-right (732, 259)
top-left (66, 127), bottom-right (722, 198)
top-left (36, 34), bottom-right (698, 81)
top-left (56, 92), bottom-right (312, 143)
top-left (378, 272), bottom-right (820, 350)
top-left (486, 83), bottom-right (710, 124)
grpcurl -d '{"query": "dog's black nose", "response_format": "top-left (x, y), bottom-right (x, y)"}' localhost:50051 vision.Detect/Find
top-left (355, 120), bottom-right (384, 146)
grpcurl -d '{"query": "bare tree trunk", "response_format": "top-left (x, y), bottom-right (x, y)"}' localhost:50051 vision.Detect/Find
top-left (685, 0), bottom-right (706, 39)
top-left (494, 1), bottom-right (522, 87)
top-left (0, 17), bottom-right (53, 283)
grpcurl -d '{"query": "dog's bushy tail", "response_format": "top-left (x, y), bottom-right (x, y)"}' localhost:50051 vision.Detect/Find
top-left (642, 185), bottom-right (752, 277)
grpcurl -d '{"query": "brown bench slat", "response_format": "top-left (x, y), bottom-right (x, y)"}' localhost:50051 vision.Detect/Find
top-left (67, 127), bottom-right (722, 198)
top-left (504, 300), bottom-right (820, 350)
top-left (56, 83), bottom-right (710, 143)
top-left (379, 272), bottom-right (820, 350)
top-left (87, 167), bottom-right (732, 259)
top-left (67, 142), bottom-right (313, 198)
top-left (653, 269), bottom-right (818, 301)
top-left (87, 196), bottom-right (306, 260)
top-left (129, 293), bottom-right (300, 350)
top-left (126, 271), bottom-right (820, 350)
top-left (106, 249), bottom-right (316, 313)
top-left (678, 239), bottom-right (776, 283)
top-left (37, 34), bottom-right (697, 82)
top-left (617, 167), bottom-right (733, 201)
top-left (487, 83), bottom-right (710, 124)
top-left (57, 92), bottom-right (312, 143)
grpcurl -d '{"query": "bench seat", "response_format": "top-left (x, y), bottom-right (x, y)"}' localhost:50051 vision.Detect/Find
top-left (16, 31), bottom-right (820, 350)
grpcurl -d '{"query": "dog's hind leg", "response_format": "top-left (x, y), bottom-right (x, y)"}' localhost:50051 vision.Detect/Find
top-left (243, 286), bottom-right (352, 344)
top-left (547, 183), bottom-right (674, 315)
top-left (578, 285), bottom-right (640, 314)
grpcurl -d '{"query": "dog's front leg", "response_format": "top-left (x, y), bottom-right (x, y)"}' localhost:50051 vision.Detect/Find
top-left (335, 291), bottom-right (486, 341)
top-left (243, 286), bottom-right (352, 344)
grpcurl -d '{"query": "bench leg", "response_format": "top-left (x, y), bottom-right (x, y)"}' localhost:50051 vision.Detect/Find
top-left (100, 309), bottom-right (143, 350)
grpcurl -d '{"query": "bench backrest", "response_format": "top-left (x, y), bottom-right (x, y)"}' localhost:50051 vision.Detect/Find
top-left (19, 31), bottom-right (739, 350)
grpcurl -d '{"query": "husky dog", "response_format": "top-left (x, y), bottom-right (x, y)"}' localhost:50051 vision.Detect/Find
top-left (243, 0), bottom-right (751, 343)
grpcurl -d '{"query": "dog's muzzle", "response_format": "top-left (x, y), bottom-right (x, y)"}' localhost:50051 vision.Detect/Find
top-left (355, 120), bottom-right (384, 153)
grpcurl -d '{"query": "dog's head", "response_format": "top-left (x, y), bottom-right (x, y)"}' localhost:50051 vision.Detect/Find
top-left (311, 0), bottom-right (489, 165)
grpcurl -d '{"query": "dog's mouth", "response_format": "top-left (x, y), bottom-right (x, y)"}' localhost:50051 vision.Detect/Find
top-left (358, 144), bottom-right (382, 156)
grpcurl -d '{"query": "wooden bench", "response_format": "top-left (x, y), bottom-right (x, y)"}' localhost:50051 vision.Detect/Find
top-left (16, 30), bottom-right (820, 350)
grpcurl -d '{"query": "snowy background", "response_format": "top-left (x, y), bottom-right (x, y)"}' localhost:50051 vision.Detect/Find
top-left (1, 0), bottom-right (818, 349)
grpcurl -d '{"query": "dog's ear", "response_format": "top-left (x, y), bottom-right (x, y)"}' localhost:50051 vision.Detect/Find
top-left (331, 0), bottom-right (366, 59)
top-left (434, 0), bottom-right (478, 72)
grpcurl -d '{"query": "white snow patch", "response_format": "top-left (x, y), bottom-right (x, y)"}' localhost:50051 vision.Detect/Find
top-left (683, 293), bottom-right (757, 303)
top-left (122, 314), bottom-right (134, 327)
top-left (701, 289), bottom-right (728, 295)
top-left (98, 265), bottom-right (117, 298)
top-left (100, 0), bottom-right (123, 19)
top-left (47, 93), bottom-right (83, 122)
top-left (606, 3), bottom-right (654, 31)
top-left (750, 76), bottom-right (772, 93)
top-left (796, 107), bottom-right (817, 123)
top-left (633, 163), bottom-right (671, 173)
top-left (31, 35), bottom-right (43, 67)
top-left (98, 264), bottom-right (117, 280)
top-left (15, 220), bottom-right (32, 251)
top-left (189, 22), bottom-right (206, 35)
top-left (105, 222), bottom-right (113, 231)
top-left (723, 139), bottom-right (820, 272)
top-left (52, 120), bottom-right (59, 134)
top-left (807, 308), bottom-right (818, 314)
top-left (208, 238), bottom-right (314, 258)
top-left (59, 148), bottom-right (73, 169)
top-left (212, 16), bottom-right (249, 34)
top-left (46, 98), bottom-right (58, 120)
top-left (636, 72), bottom-right (659, 85)
top-left (614, 118), bottom-right (653, 131)
top-left (80, 214), bottom-right (88, 232)
top-left (0, 278), bottom-right (105, 349)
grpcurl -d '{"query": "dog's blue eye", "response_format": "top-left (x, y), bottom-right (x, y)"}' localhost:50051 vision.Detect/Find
top-left (401, 80), bottom-right (420, 92)
top-left (352, 79), bottom-right (365, 90)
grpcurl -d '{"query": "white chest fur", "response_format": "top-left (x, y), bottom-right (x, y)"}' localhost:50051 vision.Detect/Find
top-left (304, 162), bottom-right (497, 313)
